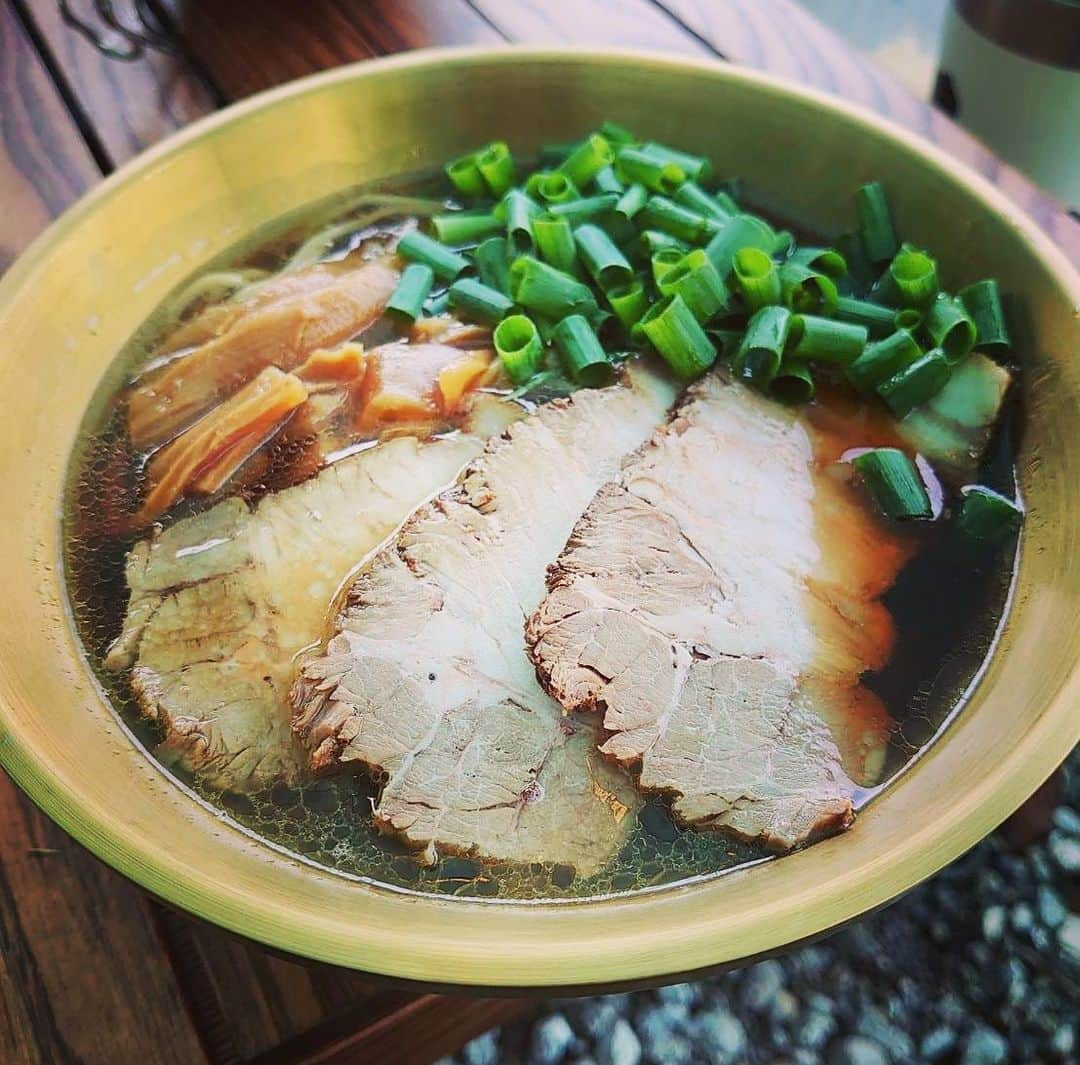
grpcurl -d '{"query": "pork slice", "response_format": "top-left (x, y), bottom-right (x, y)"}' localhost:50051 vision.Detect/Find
top-left (291, 365), bottom-right (678, 874)
top-left (105, 432), bottom-right (482, 792)
top-left (526, 374), bottom-right (910, 851)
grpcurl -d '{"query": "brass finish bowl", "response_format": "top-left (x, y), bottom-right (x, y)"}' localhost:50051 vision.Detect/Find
top-left (1, 48), bottom-right (1077, 992)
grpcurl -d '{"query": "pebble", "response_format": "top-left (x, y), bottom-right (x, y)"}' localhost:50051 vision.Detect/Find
top-left (1052, 806), bottom-right (1080, 836)
top-left (1052, 1023), bottom-right (1075, 1058)
top-left (462, 1030), bottom-right (500, 1065)
top-left (855, 1007), bottom-right (914, 1062)
top-left (531, 1014), bottom-right (575, 1065)
top-left (798, 1010), bottom-right (837, 1051)
top-left (1048, 831), bottom-right (1080, 874)
top-left (828, 1035), bottom-right (889, 1065)
top-left (1057, 914), bottom-right (1080, 967)
top-left (655, 983), bottom-right (698, 1010)
top-left (960, 1026), bottom-right (1008, 1065)
top-left (1010, 902), bottom-right (1034, 932)
top-left (740, 959), bottom-right (784, 1012)
top-left (771, 990), bottom-right (800, 1024)
top-left (577, 998), bottom-right (624, 1041)
top-left (597, 1019), bottom-right (641, 1065)
top-left (920, 1027), bottom-right (957, 1062)
top-left (698, 1006), bottom-right (747, 1063)
top-left (1037, 885), bottom-right (1067, 929)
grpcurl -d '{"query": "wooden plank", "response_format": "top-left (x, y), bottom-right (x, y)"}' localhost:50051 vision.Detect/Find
top-left (158, 0), bottom-right (501, 101)
top-left (0, 778), bottom-right (209, 1065)
top-left (655, 0), bottom-right (1080, 262)
top-left (0, 1), bottom-right (98, 268)
top-left (0, 9), bottom-right (209, 1064)
top-left (467, 0), bottom-right (708, 53)
top-left (251, 993), bottom-right (526, 1065)
top-left (15, 0), bottom-right (218, 167)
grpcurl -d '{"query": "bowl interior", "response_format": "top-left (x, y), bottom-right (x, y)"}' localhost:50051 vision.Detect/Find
top-left (1, 48), bottom-right (1078, 990)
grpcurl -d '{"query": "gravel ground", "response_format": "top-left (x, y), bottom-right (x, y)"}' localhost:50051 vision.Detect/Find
top-left (439, 747), bottom-right (1078, 1065)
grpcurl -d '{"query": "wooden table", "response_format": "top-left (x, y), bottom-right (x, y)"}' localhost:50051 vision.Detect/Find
top-left (1, 3), bottom-right (1077, 1063)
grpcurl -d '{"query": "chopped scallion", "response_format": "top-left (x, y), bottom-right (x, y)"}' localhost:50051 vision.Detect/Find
top-left (957, 485), bottom-right (1023, 543)
top-left (877, 348), bottom-right (951, 417)
top-left (732, 305), bottom-right (793, 390)
top-left (732, 247), bottom-right (782, 312)
top-left (397, 231), bottom-right (470, 282)
top-left (552, 313), bottom-right (613, 386)
top-left (639, 294), bottom-right (718, 378)
top-left (494, 314), bottom-right (543, 384)
top-left (958, 278), bottom-right (1011, 352)
top-left (855, 180), bottom-right (898, 263)
top-left (386, 263), bottom-right (435, 322)
top-left (853, 448), bottom-right (931, 520)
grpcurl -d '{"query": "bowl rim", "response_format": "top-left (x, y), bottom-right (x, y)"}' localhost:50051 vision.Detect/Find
top-left (2, 44), bottom-right (1079, 989)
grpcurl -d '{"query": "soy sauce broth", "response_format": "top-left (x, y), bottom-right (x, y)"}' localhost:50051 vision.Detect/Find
top-left (63, 176), bottom-right (1021, 901)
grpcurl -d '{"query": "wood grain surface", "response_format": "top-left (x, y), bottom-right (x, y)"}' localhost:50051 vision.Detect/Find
top-left (1, 1), bottom-right (1077, 1062)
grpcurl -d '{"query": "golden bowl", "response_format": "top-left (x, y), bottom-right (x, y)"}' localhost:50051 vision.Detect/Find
top-left (1, 48), bottom-right (1077, 992)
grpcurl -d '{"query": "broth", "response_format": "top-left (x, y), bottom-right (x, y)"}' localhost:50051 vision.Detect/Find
top-left (63, 176), bottom-right (1021, 901)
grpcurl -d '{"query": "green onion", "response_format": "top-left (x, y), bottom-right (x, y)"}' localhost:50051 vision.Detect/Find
top-left (525, 170), bottom-right (581, 206)
top-left (641, 230), bottom-right (689, 255)
top-left (447, 278), bottom-right (514, 325)
top-left (574, 224), bottom-right (633, 290)
top-left (494, 314), bottom-right (543, 384)
top-left (713, 187), bottom-right (740, 215)
top-left (958, 278), bottom-right (1011, 352)
top-left (445, 153), bottom-right (487, 199)
top-left (594, 165), bottom-right (625, 194)
top-left (791, 315), bottom-right (867, 364)
top-left (877, 348), bottom-right (951, 417)
top-left (957, 486), bottom-right (1023, 543)
top-left (639, 294), bottom-right (718, 378)
top-left (558, 134), bottom-right (614, 189)
top-left (674, 181), bottom-right (733, 222)
top-left (894, 307), bottom-right (924, 332)
top-left (883, 244), bottom-right (939, 307)
top-left (430, 210), bottom-right (502, 245)
top-left (615, 183), bottom-right (648, 220)
top-left (856, 180), bottom-right (898, 263)
top-left (846, 329), bottom-right (922, 394)
top-left (473, 236), bottom-right (511, 295)
top-left (476, 141), bottom-right (517, 197)
top-left (500, 189), bottom-right (541, 256)
top-left (548, 193), bottom-right (619, 226)
top-left (615, 147), bottom-right (686, 194)
top-left (531, 215), bottom-right (579, 276)
top-left (397, 231), bottom-right (469, 282)
top-left (732, 305), bottom-right (793, 390)
top-left (770, 359), bottom-right (816, 404)
top-left (927, 295), bottom-right (977, 362)
top-left (510, 255), bottom-right (599, 321)
top-left (772, 229), bottom-right (795, 256)
top-left (639, 196), bottom-right (718, 244)
top-left (552, 314), bottom-right (613, 386)
top-left (789, 245), bottom-right (847, 280)
top-left (423, 290), bottom-right (450, 316)
top-left (780, 261), bottom-right (839, 315)
top-left (835, 295), bottom-right (896, 338)
top-left (732, 247), bottom-right (782, 311)
top-left (704, 214), bottom-right (776, 275)
top-left (651, 248), bottom-right (685, 286)
top-left (853, 448), bottom-right (931, 520)
top-left (386, 263), bottom-right (435, 322)
top-left (605, 279), bottom-right (648, 330)
top-left (639, 141), bottom-right (712, 183)
top-left (657, 248), bottom-right (730, 322)
top-left (600, 119), bottom-right (636, 145)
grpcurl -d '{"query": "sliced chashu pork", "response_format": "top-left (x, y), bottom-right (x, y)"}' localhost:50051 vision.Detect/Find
top-left (105, 431), bottom-right (485, 792)
top-left (526, 374), bottom-right (911, 851)
top-left (128, 254), bottom-right (398, 450)
top-left (290, 365), bottom-right (678, 875)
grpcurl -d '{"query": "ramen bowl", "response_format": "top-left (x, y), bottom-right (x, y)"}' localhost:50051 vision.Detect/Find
top-left (1, 48), bottom-right (1077, 992)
